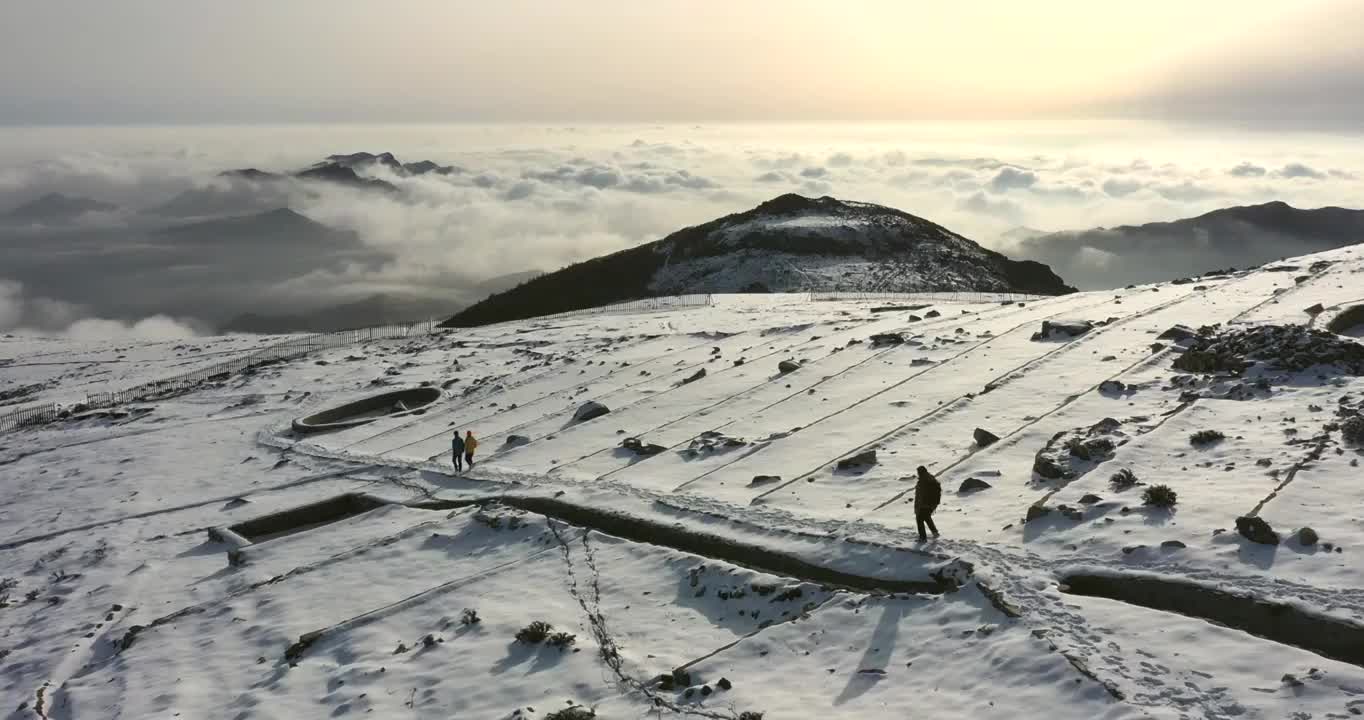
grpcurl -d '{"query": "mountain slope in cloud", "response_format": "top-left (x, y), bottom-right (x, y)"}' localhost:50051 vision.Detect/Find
top-left (3, 192), bottom-right (117, 224)
top-left (222, 270), bottom-right (541, 333)
top-left (443, 194), bottom-right (1073, 326)
top-left (1014, 201), bottom-right (1364, 289)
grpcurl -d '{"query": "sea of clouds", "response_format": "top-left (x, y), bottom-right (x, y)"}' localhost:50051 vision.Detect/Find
top-left (2, 122), bottom-right (1362, 337)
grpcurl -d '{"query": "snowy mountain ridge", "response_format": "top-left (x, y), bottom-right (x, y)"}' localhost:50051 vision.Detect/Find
top-left (3, 243), bottom-right (1364, 719)
top-left (446, 194), bottom-right (1073, 326)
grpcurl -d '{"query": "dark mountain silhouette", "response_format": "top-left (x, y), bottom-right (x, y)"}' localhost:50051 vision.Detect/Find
top-left (215, 152), bottom-right (459, 193)
top-left (402, 159), bottom-right (462, 176)
top-left (218, 168), bottom-right (282, 182)
top-left (3, 193), bottom-right (116, 223)
top-left (442, 194), bottom-right (1073, 327)
top-left (294, 164), bottom-right (398, 192)
top-left (1013, 201), bottom-right (1364, 289)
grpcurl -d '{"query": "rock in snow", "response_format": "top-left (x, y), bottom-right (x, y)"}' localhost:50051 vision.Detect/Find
top-left (573, 401), bottom-right (611, 422)
top-left (1236, 516), bottom-right (1281, 545)
top-left (836, 449), bottom-right (878, 470)
top-left (1031, 320), bottom-right (1093, 341)
top-left (959, 477), bottom-right (992, 493)
top-left (973, 427), bottom-right (1000, 447)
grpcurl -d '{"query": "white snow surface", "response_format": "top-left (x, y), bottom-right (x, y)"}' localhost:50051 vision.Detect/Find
top-left (4, 245), bottom-right (1364, 719)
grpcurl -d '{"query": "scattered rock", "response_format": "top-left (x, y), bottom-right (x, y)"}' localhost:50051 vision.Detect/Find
top-left (1236, 516), bottom-right (1280, 545)
top-left (836, 449), bottom-right (878, 470)
top-left (621, 437), bottom-right (668, 456)
top-left (717, 677), bottom-right (732, 691)
top-left (1156, 324), bottom-right (1199, 342)
top-left (684, 431), bottom-right (747, 456)
top-left (1098, 379), bottom-right (1127, 396)
top-left (973, 427), bottom-right (999, 447)
top-left (1031, 320), bottom-right (1093, 341)
top-left (869, 333), bottom-right (905, 346)
top-left (573, 401), bottom-right (611, 422)
top-left (1173, 324), bottom-right (1364, 376)
top-left (678, 368), bottom-right (707, 385)
top-left (1296, 527), bottom-right (1319, 546)
top-left (959, 477), bottom-right (992, 493)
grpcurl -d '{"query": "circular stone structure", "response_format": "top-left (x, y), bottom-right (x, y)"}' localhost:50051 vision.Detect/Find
top-left (292, 387), bottom-right (442, 434)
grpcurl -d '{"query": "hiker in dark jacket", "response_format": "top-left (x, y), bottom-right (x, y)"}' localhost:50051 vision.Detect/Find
top-left (914, 465), bottom-right (942, 542)
top-left (451, 430), bottom-right (466, 472)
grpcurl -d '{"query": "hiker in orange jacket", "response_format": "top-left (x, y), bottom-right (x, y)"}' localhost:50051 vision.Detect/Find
top-left (464, 431), bottom-right (479, 468)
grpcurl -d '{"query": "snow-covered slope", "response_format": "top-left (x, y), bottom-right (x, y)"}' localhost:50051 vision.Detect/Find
top-left (444, 194), bottom-right (1074, 327)
top-left (4, 245), bottom-right (1364, 720)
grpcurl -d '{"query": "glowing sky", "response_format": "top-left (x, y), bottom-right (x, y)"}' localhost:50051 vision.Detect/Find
top-left (2, 0), bottom-right (1360, 127)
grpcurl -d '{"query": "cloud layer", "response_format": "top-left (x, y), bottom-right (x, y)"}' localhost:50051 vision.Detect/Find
top-left (2, 123), bottom-right (1363, 336)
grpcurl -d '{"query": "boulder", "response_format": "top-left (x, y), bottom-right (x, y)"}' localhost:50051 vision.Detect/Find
top-left (836, 449), bottom-right (878, 470)
top-left (1098, 380), bottom-right (1126, 395)
top-left (869, 333), bottom-right (905, 346)
top-left (973, 428), bottom-right (1000, 447)
top-left (504, 434), bottom-right (532, 448)
top-left (1296, 527), bottom-right (1319, 546)
top-left (573, 401), bottom-right (611, 422)
top-left (1160, 540), bottom-right (1187, 550)
top-left (959, 477), bottom-right (992, 493)
top-left (678, 368), bottom-right (707, 385)
top-left (1304, 303), bottom-right (1325, 315)
top-left (1033, 452), bottom-right (1071, 480)
top-left (621, 437), bottom-right (667, 456)
top-left (1031, 320), bottom-right (1093, 341)
top-left (1078, 494), bottom-right (1102, 505)
top-left (1025, 504), bottom-right (1052, 522)
top-left (777, 359), bottom-right (801, 374)
top-left (748, 475), bottom-right (782, 487)
top-left (925, 310), bottom-right (941, 318)
top-left (1156, 324), bottom-right (1198, 342)
top-left (1235, 515), bottom-right (1280, 545)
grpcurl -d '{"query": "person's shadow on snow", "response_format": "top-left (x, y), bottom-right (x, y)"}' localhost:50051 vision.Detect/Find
top-left (833, 601), bottom-right (906, 706)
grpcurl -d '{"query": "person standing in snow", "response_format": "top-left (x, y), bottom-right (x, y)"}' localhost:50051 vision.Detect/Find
top-left (914, 465), bottom-right (942, 542)
top-left (464, 430), bottom-right (478, 468)
top-left (451, 430), bottom-right (466, 472)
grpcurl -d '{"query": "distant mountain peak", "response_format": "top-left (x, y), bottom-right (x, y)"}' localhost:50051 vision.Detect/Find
top-left (4, 192), bottom-right (117, 222)
top-left (1016, 200), bottom-right (1364, 289)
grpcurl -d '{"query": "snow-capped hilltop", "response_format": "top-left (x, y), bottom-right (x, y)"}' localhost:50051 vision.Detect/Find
top-left (444, 193), bottom-right (1074, 326)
